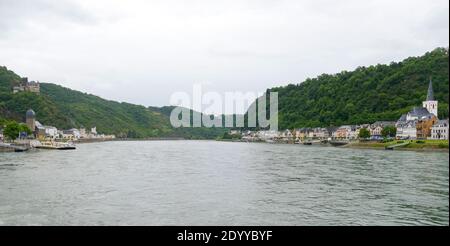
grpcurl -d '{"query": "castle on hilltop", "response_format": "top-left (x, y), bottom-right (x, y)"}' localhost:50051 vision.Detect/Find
top-left (13, 77), bottom-right (40, 94)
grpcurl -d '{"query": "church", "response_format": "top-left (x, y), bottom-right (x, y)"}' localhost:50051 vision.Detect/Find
top-left (396, 79), bottom-right (439, 139)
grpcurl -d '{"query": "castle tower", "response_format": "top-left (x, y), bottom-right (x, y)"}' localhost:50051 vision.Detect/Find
top-left (26, 109), bottom-right (36, 132)
top-left (423, 79), bottom-right (438, 117)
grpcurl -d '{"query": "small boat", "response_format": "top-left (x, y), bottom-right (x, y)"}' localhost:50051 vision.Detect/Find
top-left (36, 140), bottom-right (76, 150)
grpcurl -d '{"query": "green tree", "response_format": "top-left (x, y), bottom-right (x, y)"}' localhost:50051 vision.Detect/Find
top-left (358, 128), bottom-right (371, 139)
top-left (2, 122), bottom-right (31, 140)
top-left (3, 122), bottom-right (20, 140)
top-left (381, 125), bottom-right (397, 138)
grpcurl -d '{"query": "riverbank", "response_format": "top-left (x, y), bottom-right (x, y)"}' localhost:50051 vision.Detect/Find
top-left (74, 137), bottom-right (187, 144)
top-left (216, 138), bottom-right (449, 152)
top-left (344, 140), bottom-right (449, 152)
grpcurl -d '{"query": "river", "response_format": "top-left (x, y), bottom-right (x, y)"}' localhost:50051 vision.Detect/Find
top-left (0, 140), bottom-right (448, 225)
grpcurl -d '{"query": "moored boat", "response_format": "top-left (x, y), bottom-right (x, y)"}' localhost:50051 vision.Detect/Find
top-left (35, 140), bottom-right (76, 150)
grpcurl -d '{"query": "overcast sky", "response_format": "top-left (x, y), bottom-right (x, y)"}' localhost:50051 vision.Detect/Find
top-left (0, 0), bottom-right (448, 113)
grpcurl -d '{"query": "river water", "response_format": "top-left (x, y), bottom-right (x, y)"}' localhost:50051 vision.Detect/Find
top-left (0, 140), bottom-right (448, 225)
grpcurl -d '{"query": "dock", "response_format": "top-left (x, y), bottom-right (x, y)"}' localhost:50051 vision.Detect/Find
top-left (0, 143), bottom-right (29, 152)
top-left (329, 140), bottom-right (350, 146)
top-left (385, 141), bottom-right (411, 150)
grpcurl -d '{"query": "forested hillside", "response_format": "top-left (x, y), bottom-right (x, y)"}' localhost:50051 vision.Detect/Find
top-left (0, 67), bottom-right (225, 138)
top-left (253, 47), bottom-right (449, 129)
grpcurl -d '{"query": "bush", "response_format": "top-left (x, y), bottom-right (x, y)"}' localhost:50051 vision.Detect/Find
top-left (397, 140), bottom-right (404, 144)
top-left (416, 140), bottom-right (425, 144)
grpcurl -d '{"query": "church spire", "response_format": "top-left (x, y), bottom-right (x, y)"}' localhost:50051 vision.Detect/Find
top-left (426, 78), bottom-right (434, 101)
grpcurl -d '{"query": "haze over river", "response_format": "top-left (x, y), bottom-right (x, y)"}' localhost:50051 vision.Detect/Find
top-left (0, 141), bottom-right (448, 225)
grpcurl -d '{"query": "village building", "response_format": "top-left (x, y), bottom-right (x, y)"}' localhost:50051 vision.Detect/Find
top-left (279, 129), bottom-right (294, 142)
top-left (80, 128), bottom-right (87, 138)
top-left (396, 120), bottom-right (417, 139)
top-left (334, 125), bottom-right (352, 139)
top-left (326, 127), bottom-right (339, 140)
top-left (63, 128), bottom-right (82, 140)
top-left (257, 130), bottom-right (278, 141)
top-left (332, 125), bottom-right (359, 140)
top-left (35, 121), bottom-right (58, 139)
top-left (294, 128), bottom-right (311, 140)
top-left (312, 128), bottom-right (329, 139)
top-left (25, 109), bottom-right (59, 139)
top-left (430, 119), bottom-right (449, 140)
top-left (416, 115), bottom-right (438, 139)
top-left (241, 130), bottom-right (257, 141)
top-left (348, 126), bottom-right (360, 140)
top-left (91, 127), bottom-right (97, 135)
top-left (369, 121), bottom-right (396, 139)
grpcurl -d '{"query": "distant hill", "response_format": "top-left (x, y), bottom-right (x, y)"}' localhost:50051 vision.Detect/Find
top-left (247, 47), bottom-right (449, 129)
top-left (0, 67), bottom-right (226, 138)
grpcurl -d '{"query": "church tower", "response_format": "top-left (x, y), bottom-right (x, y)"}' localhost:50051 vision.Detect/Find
top-left (422, 79), bottom-right (438, 117)
top-left (26, 109), bottom-right (36, 132)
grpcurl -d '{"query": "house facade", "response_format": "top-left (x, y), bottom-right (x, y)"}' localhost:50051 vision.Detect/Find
top-left (396, 121), bottom-right (417, 139)
top-left (334, 125), bottom-right (359, 139)
top-left (430, 120), bottom-right (449, 140)
top-left (416, 115), bottom-right (438, 139)
top-left (35, 121), bottom-right (58, 139)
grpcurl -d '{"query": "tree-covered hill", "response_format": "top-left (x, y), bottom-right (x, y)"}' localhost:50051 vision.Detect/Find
top-left (250, 47), bottom-right (449, 129)
top-left (1, 66), bottom-right (225, 138)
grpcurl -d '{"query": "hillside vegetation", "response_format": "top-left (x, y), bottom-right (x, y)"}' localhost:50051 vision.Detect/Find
top-left (0, 66), bottom-right (225, 138)
top-left (252, 48), bottom-right (449, 129)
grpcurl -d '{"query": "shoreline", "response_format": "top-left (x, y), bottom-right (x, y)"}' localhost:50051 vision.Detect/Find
top-left (3, 138), bottom-right (448, 153)
top-left (342, 143), bottom-right (449, 153)
top-left (217, 139), bottom-right (449, 153)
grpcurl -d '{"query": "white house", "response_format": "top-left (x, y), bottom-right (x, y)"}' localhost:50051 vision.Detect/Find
top-left (430, 120), bottom-right (448, 140)
top-left (279, 129), bottom-right (294, 141)
top-left (348, 126), bottom-right (360, 140)
top-left (257, 130), bottom-right (279, 141)
top-left (35, 121), bottom-right (58, 138)
top-left (313, 128), bottom-right (329, 139)
top-left (396, 121), bottom-right (417, 140)
top-left (63, 128), bottom-right (81, 139)
top-left (369, 121), bottom-right (395, 138)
